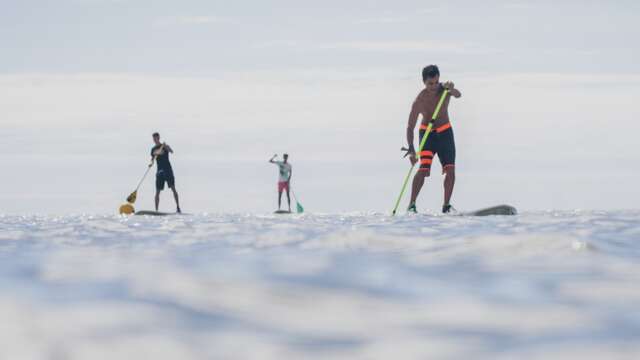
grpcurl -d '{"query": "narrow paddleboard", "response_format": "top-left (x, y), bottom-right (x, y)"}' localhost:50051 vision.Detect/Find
top-left (135, 210), bottom-right (181, 216)
top-left (274, 210), bottom-right (292, 214)
top-left (463, 205), bottom-right (517, 216)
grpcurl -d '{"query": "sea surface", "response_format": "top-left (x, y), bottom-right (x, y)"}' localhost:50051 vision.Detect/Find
top-left (1, 210), bottom-right (639, 359)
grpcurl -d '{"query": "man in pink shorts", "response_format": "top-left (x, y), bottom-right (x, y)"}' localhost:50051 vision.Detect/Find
top-left (269, 153), bottom-right (293, 212)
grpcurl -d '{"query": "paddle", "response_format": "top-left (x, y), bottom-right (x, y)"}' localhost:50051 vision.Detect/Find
top-left (126, 143), bottom-right (164, 204)
top-left (391, 89), bottom-right (449, 215)
top-left (291, 189), bottom-right (304, 214)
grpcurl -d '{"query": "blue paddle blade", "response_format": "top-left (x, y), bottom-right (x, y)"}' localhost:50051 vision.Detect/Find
top-left (296, 202), bottom-right (304, 214)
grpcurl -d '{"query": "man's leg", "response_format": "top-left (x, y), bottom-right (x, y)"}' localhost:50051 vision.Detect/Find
top-left (409, 170), bottom-right (429, 206)
top-left (170, 186), bottom-right (181, 212)
top-left (443, 165), bottom-right (455, 206)
top-left (409, 147), bottom-right (434, 209)
top-left (278, 191), bottom-right (283, 210)
top-left (155, 173), bottom-right (164, 211)
top-left (439, 128), bottom-right (456, 212)
top-left (155, 190), bottom-right (161, 211)
top-left (286, 187), bottom-right (291, 211)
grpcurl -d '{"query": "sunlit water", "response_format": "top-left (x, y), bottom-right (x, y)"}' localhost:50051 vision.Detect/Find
top-left (1, 211), bottom-right (639, 359)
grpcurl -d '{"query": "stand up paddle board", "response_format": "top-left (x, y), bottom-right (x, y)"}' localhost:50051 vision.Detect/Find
top-left (462, 204), bottom-right (517, 216)
top-left (134, 210), bottom-right (183, 216)
top-left (274, 210), bottom-right (292, 214)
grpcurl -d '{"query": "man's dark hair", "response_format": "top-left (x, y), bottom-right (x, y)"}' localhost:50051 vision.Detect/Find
top-left (152, 132), bottom-right (160, 138)
top-left (422, 65), bottom-right (440, 81)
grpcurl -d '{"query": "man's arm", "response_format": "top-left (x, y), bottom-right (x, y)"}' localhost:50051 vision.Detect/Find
top-left (443, 81), bottom-right (462, 98)
top-left (405, 100), bottom-right (421, 165)
top-left (269, 154), bottom-right (277, 163)
top-left (164, 143), bottom-right (174, 153)
top-left (406, 100), bottom-right (420, 158)
top-left (287, 168), bottom-right (292, 183)
top-left (149, 148), bottom-right (155, 167)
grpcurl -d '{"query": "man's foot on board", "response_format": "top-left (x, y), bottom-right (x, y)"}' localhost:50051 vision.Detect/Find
top-left (442, 204), bottom-right (456, 214)
top-left (407, 203), bottom-right (417, 214)
top-left (177, 207), bottom-right (182, 214)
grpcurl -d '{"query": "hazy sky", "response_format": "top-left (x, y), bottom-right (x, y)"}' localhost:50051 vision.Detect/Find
top-left (1, 0), bottom-right (639, 213)
top-left (2, 0), bottom-right (639, 74)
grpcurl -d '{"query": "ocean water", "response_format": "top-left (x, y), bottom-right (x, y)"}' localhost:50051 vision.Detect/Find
top-left (1, 210), bottom-right (639, 359)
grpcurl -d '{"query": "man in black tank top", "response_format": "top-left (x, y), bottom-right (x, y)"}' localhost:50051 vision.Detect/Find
top-left (151, 132), bottom-right (181, 213)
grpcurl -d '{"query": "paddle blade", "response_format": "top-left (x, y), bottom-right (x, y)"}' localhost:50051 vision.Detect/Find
top-left (296, 202), bottom-right (304, 214)
top-left (126, 191), bottom-right (137, 204)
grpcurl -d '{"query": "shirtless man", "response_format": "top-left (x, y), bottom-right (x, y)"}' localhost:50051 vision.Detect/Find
top-left (406, 65), bottom-right (462, 213)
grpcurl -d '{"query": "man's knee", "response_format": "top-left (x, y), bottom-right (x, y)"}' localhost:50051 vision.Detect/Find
top-left (443, 165), bottom-right (455, 177)
top-left (417, 169), bottom-right (431, 178)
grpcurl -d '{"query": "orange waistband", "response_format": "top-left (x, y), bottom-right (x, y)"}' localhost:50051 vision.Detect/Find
top-left (419, 122), bottom-right (452, 133)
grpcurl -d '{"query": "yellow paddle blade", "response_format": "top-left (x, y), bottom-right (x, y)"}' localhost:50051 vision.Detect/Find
top-left (119, 203), bottom-right (135, 215)
top-left (126, 191), bottom-right (137, 204)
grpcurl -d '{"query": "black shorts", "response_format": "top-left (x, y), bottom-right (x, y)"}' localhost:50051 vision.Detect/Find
top-left (418, 124), bottom-right (456, 174)
top-left (156, 169), bottom-right (175, 191)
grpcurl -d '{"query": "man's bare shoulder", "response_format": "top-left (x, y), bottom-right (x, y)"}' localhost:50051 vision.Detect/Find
top-left (416, 88), bottom-right (431, 102)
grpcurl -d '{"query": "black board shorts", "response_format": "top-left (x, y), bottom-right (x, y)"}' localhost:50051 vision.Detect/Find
top-left (418, 123), bottom-right (456, 174)
top-left (156, 169), bottom-right (175, 191)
